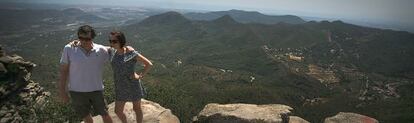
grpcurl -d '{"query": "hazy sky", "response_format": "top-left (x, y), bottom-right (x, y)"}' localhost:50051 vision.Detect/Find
top-left (7, 0), bottom-right (414, 25)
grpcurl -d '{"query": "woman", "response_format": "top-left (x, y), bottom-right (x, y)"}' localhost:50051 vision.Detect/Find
top-left (108, 31), bottom-right (152, 123)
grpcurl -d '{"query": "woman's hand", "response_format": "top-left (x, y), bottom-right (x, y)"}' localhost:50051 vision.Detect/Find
top-left (131, 72), bottom-right (143, 80)
top-left (69, 40), bottom-right (80, 47)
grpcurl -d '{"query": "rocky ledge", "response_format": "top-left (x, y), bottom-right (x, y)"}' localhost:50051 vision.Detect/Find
top-left (0, 46), bottom-right (50, 123)
top-left (192, 103), bottom-right (309, 123)
top-left (193, 103), bottom-right (378, 123)
top-left (85, 99), bottom-right (180, 123)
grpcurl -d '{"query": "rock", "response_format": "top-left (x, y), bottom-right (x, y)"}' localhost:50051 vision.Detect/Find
top-left (0, 110), bottom-right (7, 116)
top-left (193, 103), bottom-right (309, 123)
top-left (4, 113), bottom-right (12, 117)
top-left (83, 99), bottom-right (179, 123)
top-left (8, 54), bottom-right (24, 62)
top-left (0, 62), bottom-right (7, 74)
top-left (324, 112), bottom-right (378, 123)
top-left (287, 116), bottom-right (309, 123)
top-left (0, 51), bottom-right (49, 122)
top-left (0, 87), bottom-right (5, 95)
top-left (303, 98), bottom-right (329, 106)
top-left (0, 56), bottom-right (13, 64)
top-left (288, 55), bottom-right (304, 62)
top-left (26, 82), bottom-right (37, 89)
top-left (14, 116), bottom-right (23, 121)
top-left (35, 96), bottom-right (47, 107)
top-left (43, 91), bottom-right (51, 96)
top-left (19, 92), bottom-right (29, 98)
top-left (0, 117), bottom-right (12, 123)
top-left (1, 105), bottom-right (7, 110)
top-left (12, 112), bottom-right (19, 117)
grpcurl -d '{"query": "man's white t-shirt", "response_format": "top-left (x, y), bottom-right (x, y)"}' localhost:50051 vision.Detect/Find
top-left (60, 43), bottom-right (109, 92)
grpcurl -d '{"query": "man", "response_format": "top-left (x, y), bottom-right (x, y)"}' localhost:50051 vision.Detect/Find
top-left (58, 25), bottom-right (112, 123)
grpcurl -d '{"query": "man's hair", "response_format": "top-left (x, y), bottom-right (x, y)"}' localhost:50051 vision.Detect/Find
top-left (77, 25), bottom-right (96, 39)
top-left (110, 31), bottom-right (126, 47)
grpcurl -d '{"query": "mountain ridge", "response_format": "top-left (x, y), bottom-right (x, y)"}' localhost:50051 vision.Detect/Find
top-left (184, 9), bottom-right (306, 24)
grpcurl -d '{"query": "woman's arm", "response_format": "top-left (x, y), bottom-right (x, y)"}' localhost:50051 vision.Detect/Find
top-left (134, 53), bottom-right (153, 79)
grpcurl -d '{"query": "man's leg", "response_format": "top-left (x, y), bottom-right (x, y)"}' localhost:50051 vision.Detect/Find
top-left (69, 91), bottom-right (93, 123)
top-left (90, 91), bottom-right (112, 123)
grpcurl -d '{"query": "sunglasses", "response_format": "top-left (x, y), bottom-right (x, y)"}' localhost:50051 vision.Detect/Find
top-left (109, 39), bottom-right (119, 44)
top-left (78, 37), bottom-right (92, 41)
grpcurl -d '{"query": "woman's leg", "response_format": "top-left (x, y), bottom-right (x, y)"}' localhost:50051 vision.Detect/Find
top-left (132, 100), bottom-right (143, 123)
top-left (115, 101), bottom-right (127, 123)
top-left (83, 114), bottom-right (93, 123)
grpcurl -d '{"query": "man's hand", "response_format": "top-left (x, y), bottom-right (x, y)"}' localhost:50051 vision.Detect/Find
top-left (126, 46), bottom-right (135, 52)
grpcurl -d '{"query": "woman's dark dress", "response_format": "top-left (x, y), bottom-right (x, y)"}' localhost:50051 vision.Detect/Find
top-left (110, 49), bottom-right (145, 101)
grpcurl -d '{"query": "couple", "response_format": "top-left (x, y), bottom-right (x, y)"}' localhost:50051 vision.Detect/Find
top-left (58, 25), bottom-right (153, 123)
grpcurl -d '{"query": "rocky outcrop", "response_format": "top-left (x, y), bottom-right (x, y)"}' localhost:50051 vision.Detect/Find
top-left (0, 46), bottom-right (49, 123)
top-left (85, 99), bottom-right (179, 123)
top-left (193, 103), bottom-right (379, 123)
top-left (192, 103), bottom-right (309, 123)
top-left (324, 112), bottom-right (378, 123)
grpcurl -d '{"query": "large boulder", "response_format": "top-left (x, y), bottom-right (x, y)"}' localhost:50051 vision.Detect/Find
top-left (0, 48), bottom-right (36, 99)
top-left (0, 80), bottom-right (50, 123)
top-left (84, 99), bottom-right (180, 123)
top-left (193, 103), bottom-right (309, 123)
top-left (324, 112), bottom-right (378, 123)
top-left (0, 51), bottom-right (49, 123)
top-left (0, 54), bottom-right (36, 99)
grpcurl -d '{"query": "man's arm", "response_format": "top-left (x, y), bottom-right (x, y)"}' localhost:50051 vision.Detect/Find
top-left (58, 46), bottom-right (70, 103)
top-left (58, 64), bottom-right (70, 103)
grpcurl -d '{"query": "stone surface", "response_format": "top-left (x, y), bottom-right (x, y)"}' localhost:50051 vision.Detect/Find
top-left (0, 52), bottom-right (47, 123)
top-left (324, 112), bottom-right (378, 123)
top-left (83, 99), bottom-right (180, 123)
top-left (289, 116), bottom-right (310, 123)
top-left (193, 103), bottom-right (309, 123)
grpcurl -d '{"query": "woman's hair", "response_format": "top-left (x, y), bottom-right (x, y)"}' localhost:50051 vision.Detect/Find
top-left (110, 31), bottom-right (126, 47)
top-left (78, 25), bottom-right (96, 39)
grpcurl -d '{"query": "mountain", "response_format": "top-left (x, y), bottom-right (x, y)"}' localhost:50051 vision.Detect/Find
top-left (119, 11), bottom-right (414, 122)
top-left (62, 8), bottom-right (86, 15)
top-left (184, 9), bottom-right (306, 24)
top-left (127, 11), bottom-right (205, 41)
top-left (2, 11), bottom-right (413, 123)
top-left (126, 11), bottom-right (414, 81)
top-left (211, 15), bottom-right (238, 25)
top-left (0, 8), bottom-right (106, 33)
top-left (138, 11), bottom-right (191, 26)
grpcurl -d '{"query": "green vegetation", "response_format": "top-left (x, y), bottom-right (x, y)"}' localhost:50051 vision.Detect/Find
top-left (2, 11), bottom-right (413, 123)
